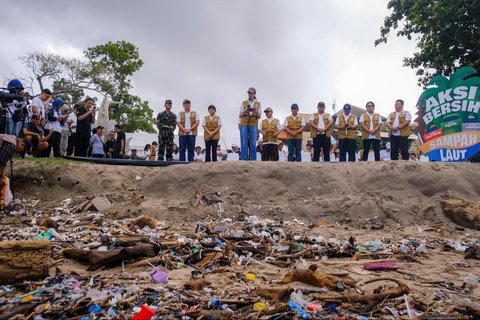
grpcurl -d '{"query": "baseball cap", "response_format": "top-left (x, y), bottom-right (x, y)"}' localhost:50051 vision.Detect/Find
top-left (96, 125), bottom-right (104, 130)
top-left (165, 99), bottom-right (172, 104)
top-left (318, 102), bottom-right (325, 107)
top-left (291, 103), bottom-right (299, 110)
top-left (264, 107), bottom-right (273, 113)
top-left (183, 99), bottom-right (191, 103)
top-left (343, 103), bottom-right (352, 111)
top-left (247, 87), bottom-right (256, 94)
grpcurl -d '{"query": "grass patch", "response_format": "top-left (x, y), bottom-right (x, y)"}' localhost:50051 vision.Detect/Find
top-left (12, 157), bottom-right (77, 165)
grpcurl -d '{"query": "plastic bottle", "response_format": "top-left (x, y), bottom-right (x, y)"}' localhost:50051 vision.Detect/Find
top-left (288, 300), bottom-right (310, 319)
top-left (290, 290), bottom-right (308, 308)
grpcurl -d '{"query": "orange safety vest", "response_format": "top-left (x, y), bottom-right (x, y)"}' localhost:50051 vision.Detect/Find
top-left (178, 111), bottom-right (198, 136)
top-left (240, 100), bottom-right (261, 127)
top-left (310, 113), bottom-right (332, 138)
top-left (389, 111), bottom-right (411, 137)
top-left (204, 115), bottom-right (220, 141)
top-left (361, 113), bottom-right (381, 139)
top-left (286, 116), bottom-right (304, 140)
top-left (337, 114), bottom-right (357, 140)
top-left (261, 118), bottom-right (279, 142)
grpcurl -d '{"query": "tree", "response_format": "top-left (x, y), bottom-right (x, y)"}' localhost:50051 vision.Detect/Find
top-left (375, 0), bottom-right (480, 86)
top-left (19, 41), bottom-right (156, 133)
top-left (85, 41), bottom-right (155, 132)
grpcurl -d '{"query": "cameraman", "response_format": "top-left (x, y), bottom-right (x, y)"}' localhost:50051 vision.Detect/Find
top-left (1, 79), bottom-right (29, 136)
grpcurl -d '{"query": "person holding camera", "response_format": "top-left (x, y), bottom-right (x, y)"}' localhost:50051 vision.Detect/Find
top-left (74, 97), bottom-right (96, 157)
top-left (1, 79), bottom-right (29, 136)
top-left (239, 87), bottom-right (261, 161)
top-left (20, 113), bottom-right (53, 156)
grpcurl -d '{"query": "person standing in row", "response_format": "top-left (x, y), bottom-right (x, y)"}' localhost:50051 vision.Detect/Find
top-left (156, 99), bottom-right (177, 161)
top-left (239, 87), bottom-right (261, 161)
top-left (177, 99), bottom-right (200, 162)
top-left (75, 97), bottom-right (96, 157)
top-left (258, 107), bottom-right (282, 161)
top-left (283, 103), bottom-right (305, 162)
top-left (113, 124), bottom-right (126, 158)
top-left (386, 99), bottom-right (411, 160)
top-left (309, 102), bottom-right (333, 162)
top-left (359, 101), bottom-right (382, 161)
top-left (202, 105), bottom-right (222, 162)
top-left (335, 103), bottom-right (358, 162)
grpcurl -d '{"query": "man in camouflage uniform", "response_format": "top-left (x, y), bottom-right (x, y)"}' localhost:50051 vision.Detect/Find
top-left (156, 100), bottom-right (177, 161)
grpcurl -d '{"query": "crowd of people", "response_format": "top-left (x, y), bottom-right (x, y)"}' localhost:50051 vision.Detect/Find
top-left (152, 87), bottom-right (418, 163)
top-left (0, 80), bottom-right (422, 162)
top-left (0, 79), bottom-right (128, 159)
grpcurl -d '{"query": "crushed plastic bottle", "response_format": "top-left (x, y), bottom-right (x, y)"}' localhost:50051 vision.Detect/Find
top-left (288, 300), bottom-right (310, 319)
top-left (131, 304), bottom-right (155, 320)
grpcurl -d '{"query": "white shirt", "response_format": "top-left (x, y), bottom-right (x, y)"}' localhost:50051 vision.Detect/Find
top-left (177, 111), bottom-right (200, 136)
top-left (309, 113), bottom-right (332, 131)
top-left (301, 151), bottom-right (312, 162)
top-left (201, 115), bottom-right (223, 126)
top-left (387, 111), bottom-right (412, 136)
top-left (194, 153), bottom-right (204, 162)
top-left (380, 149), bottom-right (391, 161)
top-left (359, 113), bottom-right (383, 139)
top-left (335, 113), bottom-right (358, 136)
top-left (44, 108), bottom-right (62, 133)
top-left (282, 115), bottom-right (306, 128)
top-left (68, 111), bottom-right (77, 133)
top-left (31, 96), bottom-right (45, 119)
top-left (172, 152), bottom-right (180, 161)
top-left (258, 117), bottom-right (282, 145)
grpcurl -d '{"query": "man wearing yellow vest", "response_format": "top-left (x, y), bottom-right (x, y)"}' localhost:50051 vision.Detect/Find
top-left (335, 104), bottom-right (358, 162)
top-left (176, 99), bottom-right (200, 162)
top-left (386, 99), bottom-right (411, 160)
top-left (283, 103), bottom-right (305, 162)
top-left (239, 87), bottom-right (261, 160)
top-left (202, 105), bottom-right (222, 162)
top-left (258, 107), bottom-right (282, 161)
top-left (359, 101), bottom-right (383, 161)
top-left (309, 101), bottom-right (333, 162)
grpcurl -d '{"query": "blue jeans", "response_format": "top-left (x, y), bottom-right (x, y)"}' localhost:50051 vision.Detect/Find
top-left (240, 125), bottom-right (258, 160)
top-left (287, 139), bottom-right (302, 162)
top-left (179, 135), bottom-right (196, 161)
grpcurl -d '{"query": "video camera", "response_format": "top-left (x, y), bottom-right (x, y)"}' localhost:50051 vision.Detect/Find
top-left (0, 91), bottom-right (24, 105)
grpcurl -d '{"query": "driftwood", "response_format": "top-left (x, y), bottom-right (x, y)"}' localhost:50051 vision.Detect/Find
top-left (0, 303), bottom-right (40, 320)
top-left (0, 240), bottom-right (51, 284)
top-left (281, 264), bottom-right (337, 289)
top-left (187, 309), bottom-right (233, 319)
top-left (255, 286), bottom-right (294, 303)
top-left (311, 277), bottom-right (409, 303)
top-left (63, 243), bottom-right (157, 271)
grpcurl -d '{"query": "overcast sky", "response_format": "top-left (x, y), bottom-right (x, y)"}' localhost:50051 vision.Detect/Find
top-left (1, 0), bottom-right (423, 139)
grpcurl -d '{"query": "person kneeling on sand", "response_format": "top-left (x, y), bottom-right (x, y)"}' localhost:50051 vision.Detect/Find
top-left (20, 113), bottom-right (53, 156)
